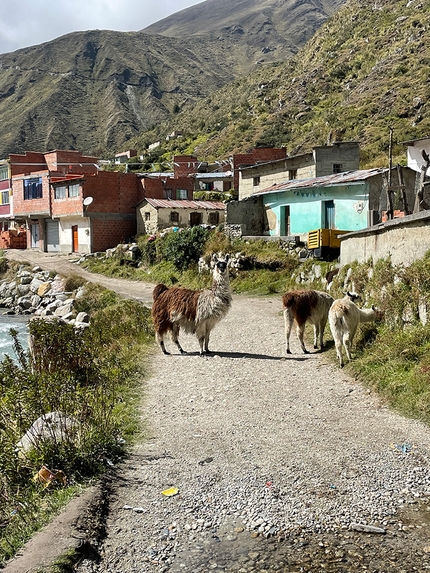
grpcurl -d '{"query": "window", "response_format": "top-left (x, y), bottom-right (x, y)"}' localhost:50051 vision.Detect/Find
top-left (145, 212), bottom-right (151, 221)
top-left (163, 189), bottom-right (173, 199)
top-left (0, 191), bottom-right (9, 205)
top-left (170, 211), bottom-right (179, 223)
top-left (55, 185), bottom-right (66, 199)
top-left (333, 164), bottom-right (343, 174)
top-left (176, 189), bottom-right (188, 199)
top-left (253, 176), bottom-right (261, 186)
top-left (288, 169), bottom-right (297, 180)
top-left (208, 211), bottom-right (219, 225)
top-left (24, 178), bottom-right (42, 200)
top-left (0, 165), bottom-right (8, 181)
top-left (69, 183), bottom-right (80, 197)
top-left (204, 182), bottom-right (214, 191)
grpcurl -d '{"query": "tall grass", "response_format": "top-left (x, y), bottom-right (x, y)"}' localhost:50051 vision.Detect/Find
top-left (0, 284), bottom-right (154, 565)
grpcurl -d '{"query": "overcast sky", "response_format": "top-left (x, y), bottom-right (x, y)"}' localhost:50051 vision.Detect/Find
top-left (0, 0), bottom-right (203, 55)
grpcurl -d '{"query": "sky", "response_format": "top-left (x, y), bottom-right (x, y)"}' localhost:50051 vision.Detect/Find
top-left (0, 0), bottom-right (203, 55)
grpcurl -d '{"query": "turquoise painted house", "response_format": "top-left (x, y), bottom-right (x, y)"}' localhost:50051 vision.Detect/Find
top-left (250, 167), bottom-right (416, 238)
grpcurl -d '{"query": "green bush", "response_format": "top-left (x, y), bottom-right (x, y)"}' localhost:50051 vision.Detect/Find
top-left (158, 226), bottom-right (211, 270)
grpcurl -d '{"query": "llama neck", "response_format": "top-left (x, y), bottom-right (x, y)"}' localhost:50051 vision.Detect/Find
top-left (359, 308), bottom-right (376, 323)
top-left (211, 272), bottom-right (231, 300)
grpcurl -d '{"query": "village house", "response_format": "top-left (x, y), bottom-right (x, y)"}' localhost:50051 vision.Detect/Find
top-left (136, 155), bottom-right (225, 233)
top-left (137, 198), bottom-right (225, 235)
top-left (238, 141), bottom-right (360, 200)
top-left (11, 150), bottom-right (142, 254)
top-left (227, 166), bottom-right (416, 241)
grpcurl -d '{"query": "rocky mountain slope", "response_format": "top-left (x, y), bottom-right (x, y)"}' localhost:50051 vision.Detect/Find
top-left (0, 0), bottom-right (344, 158)
top-left (132, 0), bottom-right (430, 169)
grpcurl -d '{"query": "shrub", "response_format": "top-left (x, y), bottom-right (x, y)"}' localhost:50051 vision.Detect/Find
top-left (159, 226), bottom-right (211, 270)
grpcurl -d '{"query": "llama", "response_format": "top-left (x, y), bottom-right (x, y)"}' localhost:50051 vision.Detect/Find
top-left (282, 289), bottom-right (334, 354)
top-left (151, 254), bottom-right (232, 355)
top-left (329, 293), bottom-right (384, 367)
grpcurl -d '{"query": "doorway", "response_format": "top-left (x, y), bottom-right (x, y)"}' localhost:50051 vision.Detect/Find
top-left (323, 200), bottom-right (335, 229)
top-left (72, 225), bottom-right (79, 252)
top-left (279, 206), bottom-right (290, 236)
top-left (31, 223), bottom-right (39, 248)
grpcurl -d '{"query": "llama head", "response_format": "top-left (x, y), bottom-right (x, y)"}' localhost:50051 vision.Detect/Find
top-left (371, 304), bottom-right (385, 320)
top-left (213, 254), bottom-right (230, 275)
top-left (344, 291), bottom-right (361, 302)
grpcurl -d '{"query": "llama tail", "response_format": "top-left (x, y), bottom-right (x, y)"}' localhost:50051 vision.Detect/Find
top-left (153, 283), bottom-right (169, 302)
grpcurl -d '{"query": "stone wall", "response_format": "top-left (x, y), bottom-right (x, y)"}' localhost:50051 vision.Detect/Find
top-left (340, 211), bottom-right (430, 267)
top-left (226, 195), bottom-right (266, 236)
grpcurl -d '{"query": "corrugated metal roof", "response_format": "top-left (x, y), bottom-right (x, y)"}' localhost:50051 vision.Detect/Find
top-left (145, 198), bottom-right (225, 209)
top-left (251, 168), bottom-right (388, 196)
top-left (192, 172), bottom-right (233, 179)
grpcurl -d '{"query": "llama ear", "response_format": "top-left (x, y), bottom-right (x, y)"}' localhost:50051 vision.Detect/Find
top-left (371, 304), bottom-right (376, 310)
top-left (225, 254), bottom-right (230, 262)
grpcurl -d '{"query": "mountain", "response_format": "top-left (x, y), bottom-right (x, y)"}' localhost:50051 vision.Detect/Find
top-left (131, 0), bottom-right (430, 169)
top-left (0, 0), bottom-right (344, 158)
top-left (143, 0), bottom-right (345, 65)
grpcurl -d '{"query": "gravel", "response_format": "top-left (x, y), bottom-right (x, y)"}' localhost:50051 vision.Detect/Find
top-left (73, 293), bottom-right (430, 572)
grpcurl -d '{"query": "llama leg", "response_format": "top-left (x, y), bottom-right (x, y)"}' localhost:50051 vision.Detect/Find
top-left (204, 328), bottom-right (211, 354)
top-left (313, 324), bottom-right (319, 349)
top-left (343, 334), bottom-right (352, 363)
top-left (156, 332), bottom-right (170, 355)
top-left (171, 324), bottom-right (186, 354)
top-left (335, 340), bottom-right (344, 367)
top-left (319, 318), bottom-right (328, 348)
top-left (284, 309), bottom-right (293, 354)
top-left (297, 323), bottom-right (309, 354)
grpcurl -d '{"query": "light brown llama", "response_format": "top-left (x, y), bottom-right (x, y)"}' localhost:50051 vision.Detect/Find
top-left (151, 255), bottom-right (231, 355)
top-left (329, 293), bottom-right (384, 367)
top-left (282, 289), bottom-right (334, 354)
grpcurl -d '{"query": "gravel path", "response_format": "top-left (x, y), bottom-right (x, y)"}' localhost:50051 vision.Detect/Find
top-left (5, 250), bottom-right (430, 572)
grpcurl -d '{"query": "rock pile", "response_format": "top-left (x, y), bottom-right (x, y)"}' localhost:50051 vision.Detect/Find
top-left (0, 265), bottom-right (89, 327)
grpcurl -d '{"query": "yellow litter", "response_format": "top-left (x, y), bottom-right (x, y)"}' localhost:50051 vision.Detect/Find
top-left (161, 487), bottom-right (179, 497)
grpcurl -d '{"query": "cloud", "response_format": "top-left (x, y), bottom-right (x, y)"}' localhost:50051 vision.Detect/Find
top-left (0, 0), bottom-right (202, 54)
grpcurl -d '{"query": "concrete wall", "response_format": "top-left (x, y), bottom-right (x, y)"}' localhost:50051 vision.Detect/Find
top-left (313, 142), bottom-right (360, 177)
top-left (262, 182), bottom-right (370, 236)
top-left (340, 211), bottom-right (430, 267)
top-left (226, 196), bottom-right (266, 235)
top-left (57, 217), bottom-right (92, 254)
top-left (239, 154), bottom-right (314, 200)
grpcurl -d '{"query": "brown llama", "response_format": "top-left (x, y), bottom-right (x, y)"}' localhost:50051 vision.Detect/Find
top-left (282, 289), bottom-right (334, 354)
top-left (151, 254), bottom-right (231, 355)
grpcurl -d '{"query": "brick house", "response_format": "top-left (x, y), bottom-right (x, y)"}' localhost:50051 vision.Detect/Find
top-left (11, 150), bottom-right (141, 254)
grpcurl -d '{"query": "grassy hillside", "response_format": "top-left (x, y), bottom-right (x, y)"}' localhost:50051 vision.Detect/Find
top-left (132, 0), bottom-right (430, 168)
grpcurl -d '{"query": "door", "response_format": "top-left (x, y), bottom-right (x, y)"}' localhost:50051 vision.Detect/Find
top-left (279, 206), bottom-right (290, 236)
top-left (190, 212), bottom-right (202, 226)
top-left (323, 200), bottom-right (335, 229)
top-left (72, 225), bottom-right (79, 252)
top-left (46, 220), bottom-right (60, 252)
top-left (31, 223), bottom-right (39, 249)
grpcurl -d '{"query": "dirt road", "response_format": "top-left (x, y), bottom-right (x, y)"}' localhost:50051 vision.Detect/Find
top-left (4, 250), bottom-right (430, 573)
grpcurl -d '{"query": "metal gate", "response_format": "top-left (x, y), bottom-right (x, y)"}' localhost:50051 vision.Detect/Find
top-left (46, 220), bottom-right (59, 252)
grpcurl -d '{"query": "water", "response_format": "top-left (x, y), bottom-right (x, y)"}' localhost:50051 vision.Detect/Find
top-left (0, 314), bottom-right (29, 361)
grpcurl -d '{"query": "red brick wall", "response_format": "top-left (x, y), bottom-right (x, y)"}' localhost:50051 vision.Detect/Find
top-left (173, 155), bottom-right (199, 178)
top-left (13, 173), bottom-right (51, 217)
top-left (90, 217), bottom-right (137, 252)
top-left (232, 147), bottom-right (286, 190)
top-left (139, 175), bottom-right (193, 200)
top-left (44, 150), bottom-right (99, 175)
